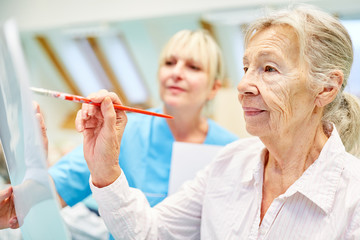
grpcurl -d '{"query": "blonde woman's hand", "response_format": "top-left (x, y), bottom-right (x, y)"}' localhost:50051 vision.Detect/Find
top-left (33, 101), bottom-right (48, 163)
top-left (0, 187), bottom-right (19, 229)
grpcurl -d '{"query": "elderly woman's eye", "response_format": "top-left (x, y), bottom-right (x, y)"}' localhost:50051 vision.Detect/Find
top-left (265, 66), bottom-right (277, 72)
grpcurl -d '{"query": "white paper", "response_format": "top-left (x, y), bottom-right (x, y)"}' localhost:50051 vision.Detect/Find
top-left (168, 142), bottom-right (223, 195)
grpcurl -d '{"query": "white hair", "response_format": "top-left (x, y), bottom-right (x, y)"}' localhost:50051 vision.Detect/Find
top-left (244, 5), bottom-right (360, 157)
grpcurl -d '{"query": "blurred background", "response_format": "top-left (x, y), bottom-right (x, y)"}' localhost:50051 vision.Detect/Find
top-left (0, 0), bottom-right (359, 165)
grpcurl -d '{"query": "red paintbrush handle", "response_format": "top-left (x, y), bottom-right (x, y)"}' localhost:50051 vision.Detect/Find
top-left (63, 94), bottom-right (173, 119)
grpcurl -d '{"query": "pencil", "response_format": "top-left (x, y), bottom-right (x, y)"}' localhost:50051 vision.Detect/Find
top-left (30, 87), bottom-right (173, 119)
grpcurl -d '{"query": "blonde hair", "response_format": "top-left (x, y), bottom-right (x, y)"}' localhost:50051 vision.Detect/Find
top-left (158, 29), bottom-right (225, 87)
top-left (244, 5), bottom-right (360, 157)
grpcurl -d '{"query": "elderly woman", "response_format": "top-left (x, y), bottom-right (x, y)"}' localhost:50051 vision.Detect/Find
top-left (62, 5), bottom-right (360, 239)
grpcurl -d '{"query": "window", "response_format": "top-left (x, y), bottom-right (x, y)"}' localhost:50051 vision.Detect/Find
top-left (342, 19), bottom-right (360, 97)
top-left (36, 27), bottom-right (150, 106)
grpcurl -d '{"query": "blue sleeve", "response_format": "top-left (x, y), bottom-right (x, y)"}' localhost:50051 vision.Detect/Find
top-left (205, 119), bottom-right (239, 146)
top-left (48, 145), bottom-right (91, 206)
top-left (48, 112), bottom-right (140, 207)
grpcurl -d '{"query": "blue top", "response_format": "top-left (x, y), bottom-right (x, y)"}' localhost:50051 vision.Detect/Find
top-left (49, 108), bottom-right (238, 207)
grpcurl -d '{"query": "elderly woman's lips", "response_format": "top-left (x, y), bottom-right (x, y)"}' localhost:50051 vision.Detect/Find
top-left (243, 107), bottom-right (265, 116)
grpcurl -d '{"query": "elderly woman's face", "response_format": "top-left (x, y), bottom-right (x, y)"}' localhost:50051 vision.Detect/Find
top-left (237, 25), bottom-right (316, 137)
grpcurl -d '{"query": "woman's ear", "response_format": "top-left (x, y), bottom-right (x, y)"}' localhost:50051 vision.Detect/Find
top-left (207, 80), bottom-right (222, 101)
top-left (315, 70), bottom-right (344, 107)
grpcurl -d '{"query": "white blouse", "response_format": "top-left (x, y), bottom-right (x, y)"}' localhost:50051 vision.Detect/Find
top-left (90, 128), bottom-right (360, 239)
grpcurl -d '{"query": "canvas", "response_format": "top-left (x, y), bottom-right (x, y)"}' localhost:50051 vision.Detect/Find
top-left (0, 19), bottom-right (70, 239)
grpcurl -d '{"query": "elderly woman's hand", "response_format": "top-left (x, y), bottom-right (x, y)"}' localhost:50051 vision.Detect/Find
top-left (75, 90), bottom-right (127, 188)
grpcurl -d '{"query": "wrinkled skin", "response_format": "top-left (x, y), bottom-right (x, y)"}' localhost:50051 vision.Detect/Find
top-left (75, 90), bottom-right (126, 188)
top-left (238, 25), bottom-right (316, 139)
top-left (237, 25), bottom-right (343, 222)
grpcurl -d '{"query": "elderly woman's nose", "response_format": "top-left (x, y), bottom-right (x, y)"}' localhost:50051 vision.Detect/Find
top-left (237, 73), bottom-right (259, 95)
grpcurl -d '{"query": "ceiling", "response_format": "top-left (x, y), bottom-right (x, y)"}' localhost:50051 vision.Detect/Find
top-left (1, 0), bottom-right (360, 31)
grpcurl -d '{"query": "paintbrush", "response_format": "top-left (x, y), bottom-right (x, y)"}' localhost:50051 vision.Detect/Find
top-left (30, 87), bottom-right (173, 119)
